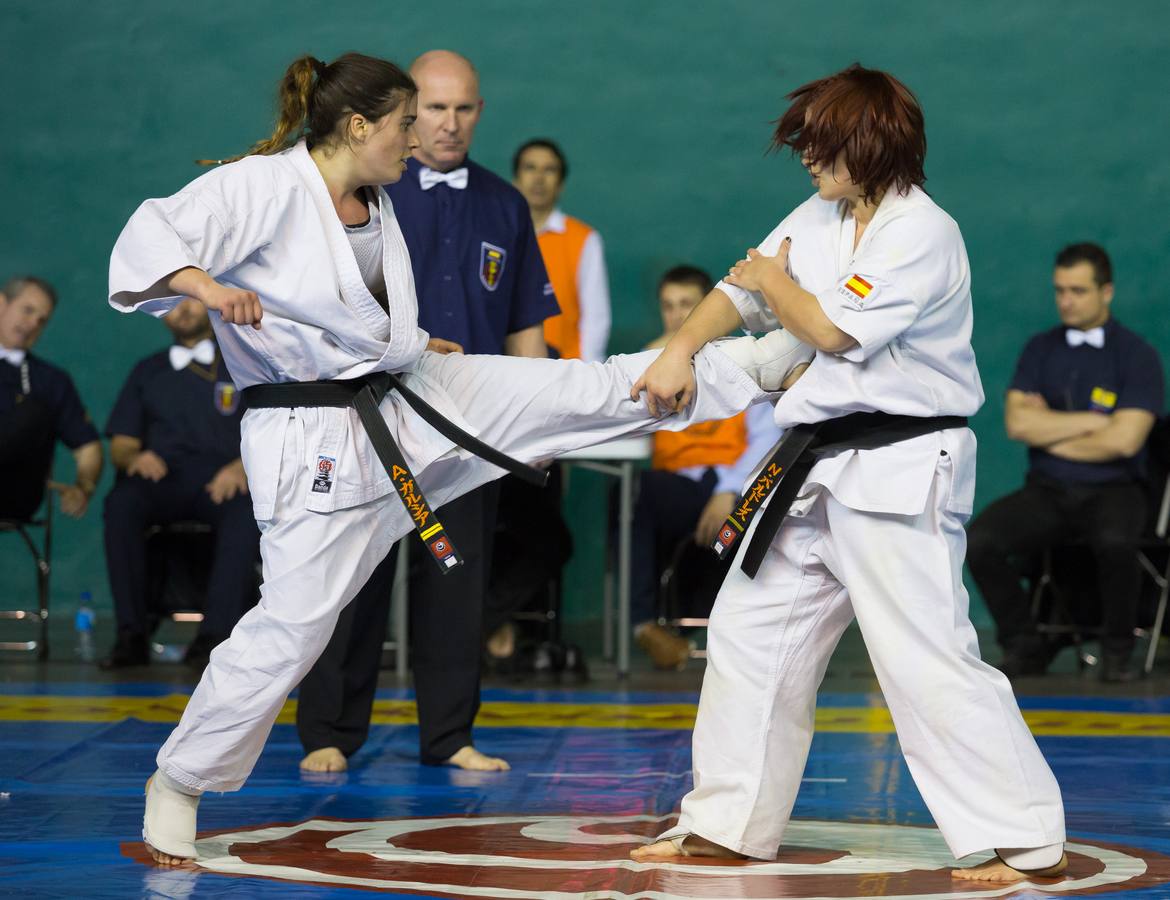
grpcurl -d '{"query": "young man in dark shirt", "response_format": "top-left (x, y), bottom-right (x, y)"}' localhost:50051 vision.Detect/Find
top-left (967, 243), bottom-right (1163, 682)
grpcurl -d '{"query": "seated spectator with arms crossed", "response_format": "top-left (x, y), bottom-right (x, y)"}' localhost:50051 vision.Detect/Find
top-left (632, 265), bottom-right (783, 669)
top-left (0, 276), bottom-right (102, 522)
top-left (101, 299), bottom-right (260, 670)
top-left (966, 243), bottom-right (1163, 682)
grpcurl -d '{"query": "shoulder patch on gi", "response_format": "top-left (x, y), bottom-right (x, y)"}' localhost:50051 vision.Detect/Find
top-left (479, 242), bottom-right (506, 291)
top-left (312, 455), bottom-right (337, 493)
top-left (838, 273), bottom-right (874, 308)
top-left (214, 381), bottom-right (240, 415)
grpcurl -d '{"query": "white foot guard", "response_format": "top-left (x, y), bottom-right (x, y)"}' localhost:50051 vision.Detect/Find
top-left (143, 771), bottom-right (201, 860)
top-left (714, 329), bottom-right (815, 391)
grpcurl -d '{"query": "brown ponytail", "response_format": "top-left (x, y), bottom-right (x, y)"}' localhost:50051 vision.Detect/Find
top-left (198, 52), bottom-right (414, 166)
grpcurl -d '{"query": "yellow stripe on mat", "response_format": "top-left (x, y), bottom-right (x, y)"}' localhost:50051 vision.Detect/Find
top-left (1, 695), bottom-right (1169, 737)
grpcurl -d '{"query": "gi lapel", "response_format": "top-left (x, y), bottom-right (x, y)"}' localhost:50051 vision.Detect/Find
top-left (286, 142), bottom-right (392, 342)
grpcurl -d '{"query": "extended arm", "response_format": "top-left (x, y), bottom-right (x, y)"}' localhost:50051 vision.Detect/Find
top-left (632, 289), bottom-right (744, 416)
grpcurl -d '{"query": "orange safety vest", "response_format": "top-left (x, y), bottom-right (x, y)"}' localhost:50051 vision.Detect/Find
top-left (652, 412), bottom-right (749, 472)
top-left (537, 215), bottom-right (594, 360)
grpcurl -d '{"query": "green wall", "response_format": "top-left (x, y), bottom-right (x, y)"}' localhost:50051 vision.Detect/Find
top-left (3, 0), bottom-right (1169, 631)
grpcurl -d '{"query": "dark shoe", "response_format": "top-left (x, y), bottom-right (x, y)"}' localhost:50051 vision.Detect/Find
top-left (99, 633), bottom-right (150, 669)
top-left (996, 638), bottom-right (1054, 680)
top-left (530, 641), bottom-right (566, 682)
top-left (183, 634), bottom-right (224, 672)
top-left (561, 644), bottom-right (590, 685)
top-left (1101, 652), bottom-right (1138, 683)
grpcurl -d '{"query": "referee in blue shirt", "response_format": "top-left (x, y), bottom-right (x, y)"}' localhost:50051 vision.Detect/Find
top-left (967, 244), bottom-right (1164, 682)
top-left (296, 50), bottom-right (558, 773)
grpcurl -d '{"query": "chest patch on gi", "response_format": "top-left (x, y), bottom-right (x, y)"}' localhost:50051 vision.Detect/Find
top-left (214, 381), bottom-right (240, 415)
top-left (838, 273), bottom-right (873, 307)
top-left (479, 242), bottom-right (506, 291)
top-left (1090, 386), bottom-right (1118, 412)
top-left (312, 455), bottom-right (337, 493)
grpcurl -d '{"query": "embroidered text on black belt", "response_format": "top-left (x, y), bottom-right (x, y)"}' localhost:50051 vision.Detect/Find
top-left (713, 412), bottom-right (969, 578)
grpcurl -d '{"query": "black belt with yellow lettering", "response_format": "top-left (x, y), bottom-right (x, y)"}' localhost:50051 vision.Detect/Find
top-left (243, 372), bottom-right (548, 574)
top-left (713, 412), bottom-right (969, 578)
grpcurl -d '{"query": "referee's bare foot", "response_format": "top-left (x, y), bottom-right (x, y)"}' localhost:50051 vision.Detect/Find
top-left (447, 745), bottom-right (510, 771)
top-left (300, 747), bottom-right (348, 772)
top-left (631, 834), bottom-right (745, 861)
top-left (952, 853), bottom-right (1068, 882)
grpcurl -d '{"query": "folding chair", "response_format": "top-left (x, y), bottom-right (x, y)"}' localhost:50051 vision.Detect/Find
top-left (1032, 469), bottom-right (1170, 675)
top-left (658, 536), bottom-right (733, 661)
top-left (0, 500), bottom-right (52, 659)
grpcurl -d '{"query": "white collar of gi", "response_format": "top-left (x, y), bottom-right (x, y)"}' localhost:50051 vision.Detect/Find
top-left (0, 345), bottom-right (26, 366)
top-left (169, 338), bottom-right (216, 371)
top-left (1066, 326), bottom-right (1105, 349)
top-left (285, 141), bottom-right (413, 353)
top-left (838, 185), bottom-right (921, 257)
top-left (539, 208), bottom-right (567, 235)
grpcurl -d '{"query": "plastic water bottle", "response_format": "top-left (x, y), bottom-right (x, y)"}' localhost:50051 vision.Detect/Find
top-left (75, 592), bottom-right (96, 662)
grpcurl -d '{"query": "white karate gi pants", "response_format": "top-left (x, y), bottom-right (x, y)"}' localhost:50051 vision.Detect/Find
top-left (659, 450), bottom-right (1065, 860)
top-left (157, 347), bottom-right (760, 792)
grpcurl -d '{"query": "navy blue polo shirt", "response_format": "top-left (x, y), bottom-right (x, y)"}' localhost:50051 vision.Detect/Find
top-left (0, 354), bottom-right (99, 449)
top-left (386, 157), bottom-right (558, 354)
top-left (106, 348), bottom-right (245, 482)
top-left (1010, 318), bottom-right (1164, 483)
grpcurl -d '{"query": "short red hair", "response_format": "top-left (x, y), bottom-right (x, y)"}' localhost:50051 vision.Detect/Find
top-left (772, 64), bottom-right (926, 203)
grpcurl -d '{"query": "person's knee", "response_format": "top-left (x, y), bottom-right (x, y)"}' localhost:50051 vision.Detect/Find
top-left (103, 480), bottom-right (151, 525)
top-left (964, 518), bottom-right (1007, 567)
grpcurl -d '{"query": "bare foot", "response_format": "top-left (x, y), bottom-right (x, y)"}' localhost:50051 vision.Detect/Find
top-left (630, 834), bottom-right (745, 861)
top-left (148, 845), bottom-right (194, 867)
top-left (300, 747), bottom-right (348, 772)
top-left (446, 745), bottom-right (510, 771)
top-left (952, 853), bottom-right (1068, 882)
top-left (486, 622), bottom-right (516, 659)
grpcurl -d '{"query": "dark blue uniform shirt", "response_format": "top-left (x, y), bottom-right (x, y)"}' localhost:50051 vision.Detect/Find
top-left (386, 157), bottom-right (558, 354)
top-left (0, 354), bottom-right (98, 449)
top-left (1010, 318), bottom-right (1164, 483)
top-left (106, 349), bottom-right (245, 483)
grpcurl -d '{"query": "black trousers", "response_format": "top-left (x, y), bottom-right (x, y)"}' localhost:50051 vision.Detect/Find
top-left (966, 474), bottom-right (1146, 655)
top-left (296, 483), bottom-right (499, 764)
top-left (483, 466), bottom-right (572, 639)
top-left (626, 468), bottom-right (718, 626)
top-left (0, 399), bottom-right (55, 520)
top-left (103, 473), bottom-right (261, 641)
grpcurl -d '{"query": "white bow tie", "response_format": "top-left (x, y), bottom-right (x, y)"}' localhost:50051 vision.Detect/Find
top-left (0, 346), bottom-right (26, 367)
top-left (419, 166), bottom-right (469, 191)
top-left (1066, 327), bottom-right (1105, 349)
top-left (169, 338), bottom-right (216, 371)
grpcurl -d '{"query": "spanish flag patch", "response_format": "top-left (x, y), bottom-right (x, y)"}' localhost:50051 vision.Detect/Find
top-left (843, 274), bottom-right (873, 299)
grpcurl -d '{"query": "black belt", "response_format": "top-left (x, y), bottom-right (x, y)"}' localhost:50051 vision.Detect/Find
top-left (243, 372), bottom-right (547, 574)
top-left (712, 412), bottom-right (969, 578)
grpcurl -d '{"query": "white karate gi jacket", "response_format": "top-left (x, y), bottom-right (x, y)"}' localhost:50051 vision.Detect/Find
top-left (109, 142), bottom-right (476, 520)
top-left (718, 187), bottom-right (986, 518)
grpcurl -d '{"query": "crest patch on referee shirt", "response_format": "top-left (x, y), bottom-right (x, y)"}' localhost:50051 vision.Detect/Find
top-left (213, 381), bottom-right (239, 415)
top-left (479, 242), bottom-right (506, 291)
top-left (838, 274), bottom-right (873, 306)
top-left (1090, 386), bottom-right (1118, 412)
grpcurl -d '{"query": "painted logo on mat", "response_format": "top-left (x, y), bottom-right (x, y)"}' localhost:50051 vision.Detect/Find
top-left (123, 815), bottom-right (1170, 898)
